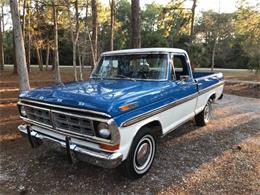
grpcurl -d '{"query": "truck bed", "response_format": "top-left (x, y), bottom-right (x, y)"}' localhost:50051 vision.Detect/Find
top-left (192, 71), bottom-right (224, 94)
top-left (193, 72), bottom-right (216, 80)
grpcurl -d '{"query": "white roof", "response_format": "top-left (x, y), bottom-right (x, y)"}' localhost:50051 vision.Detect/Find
top-left (102, 48), bottom-right (187, 56)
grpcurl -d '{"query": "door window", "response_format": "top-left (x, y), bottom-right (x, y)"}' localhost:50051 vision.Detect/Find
top-left (172, 55), bottom-right (190, 81)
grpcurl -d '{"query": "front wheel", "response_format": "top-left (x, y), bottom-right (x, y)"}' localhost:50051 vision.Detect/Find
top-left (195, 99), bottom-right (212, 126)
top-left (121, 127), bottom-right (156, 179)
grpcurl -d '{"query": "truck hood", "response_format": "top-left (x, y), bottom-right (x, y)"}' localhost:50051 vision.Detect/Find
top-left (19, 79), bottom-right (170, 117)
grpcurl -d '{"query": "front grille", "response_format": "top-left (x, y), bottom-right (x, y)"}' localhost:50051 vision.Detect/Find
top-left (22, 104), bottom-right (95, 136)
top-left (24, 106), bottom-right (51, 126)
top-left (53, 112), bottom-right (94, 136)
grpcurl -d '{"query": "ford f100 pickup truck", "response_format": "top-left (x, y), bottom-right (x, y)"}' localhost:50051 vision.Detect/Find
top-left (17, 48), bottom-right (224, 178)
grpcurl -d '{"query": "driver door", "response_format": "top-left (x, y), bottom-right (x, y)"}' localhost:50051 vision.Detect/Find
top-left (168, 53), bottom-right (197, 127)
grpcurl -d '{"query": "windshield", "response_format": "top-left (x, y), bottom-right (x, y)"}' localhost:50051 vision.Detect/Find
top-left (91, 54), bottom-right (168, 80)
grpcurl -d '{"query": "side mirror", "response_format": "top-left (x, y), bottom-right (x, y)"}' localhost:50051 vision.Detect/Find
top-left (180, 75), bottom-right (190, 81)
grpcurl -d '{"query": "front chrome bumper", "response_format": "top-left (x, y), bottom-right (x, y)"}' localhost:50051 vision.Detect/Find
top-left (18, 124), bottom-right (123, 168)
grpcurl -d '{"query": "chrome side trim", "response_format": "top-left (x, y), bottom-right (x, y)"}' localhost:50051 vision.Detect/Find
top-left (121, 81), bottom-right (224, 127)
top-left (19, 99), bottom-right (112, 118)
top-left (121, 93), bottom-right (198, 127)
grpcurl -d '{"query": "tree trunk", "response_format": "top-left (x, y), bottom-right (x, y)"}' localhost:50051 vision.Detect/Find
top-left (81, 0), bottom-right (89, 67)
top-left (52, 0), bottom-right (61, 83)
top-left (87, 26), bottom-right (96, 68)
top-left (91, 0), bottom-right (97, 65)
top-left (131, 0), bottom-right (141, 48)
top-left (78, 45), bottom-right (83, 80)
top-left (45, 43), bottom-right (50, 70)
top-left (10, 0), bottom-right (30, 91)
top-left (66, 0), bottom-right (79, 81)
top-left (40, 48), bottom-right (43, 69)
top-left (72, 42), bottom-right (77, 80)
top-left (189, 0), bottom-right (197, 44)
top-left (12, 30), bottom-right (17, 74)
top-left (1, 3), bottom-right (3, 33)
top-left (0, 12), bottom-right (4, 71)
top-left (52, 48), bottom-right (55, 71)
top-left (110, 0), bottom-right (115, 51)
top-left (22, 0), bottom-right (26, 39)
top-left (36, 47), bottom-right (43, 71)
top-left (26, 0), bottom-right (31, 72)
top-left (73, 0), bottom-right (79, 81)
top-left (211, 37), bottom-right (217, 72)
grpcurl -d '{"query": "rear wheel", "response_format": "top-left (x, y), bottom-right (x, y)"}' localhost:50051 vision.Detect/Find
top-left (122, 127), bottom-right (156, 179)
top-left (195, 100), bottom-right (212, 126)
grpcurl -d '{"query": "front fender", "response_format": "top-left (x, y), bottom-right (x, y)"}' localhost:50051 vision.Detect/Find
top-left (118, 116), bottom-right (162, 160)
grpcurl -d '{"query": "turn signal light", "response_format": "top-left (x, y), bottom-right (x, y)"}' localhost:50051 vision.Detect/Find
top-left (119, 103), bottom-right (137, 111)
top-left (100, 143), bottom-right (119, 151)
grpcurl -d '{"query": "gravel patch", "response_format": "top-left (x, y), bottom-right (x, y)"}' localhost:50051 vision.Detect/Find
top-left (0, 94), bottom-right (259, 194)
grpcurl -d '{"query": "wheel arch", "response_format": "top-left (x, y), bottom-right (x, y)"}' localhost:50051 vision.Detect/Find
top-left (207, 92), bottom-right (216, 102)
top-left (123, 120), bottom-right (162, 160)
top-left (121, 122), bottom-right (159, 178)
top-left (139, 120), bottom-right (163, 138)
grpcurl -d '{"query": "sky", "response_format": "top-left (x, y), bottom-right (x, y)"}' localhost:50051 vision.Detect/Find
top-left (102, 0), bottom-right (259, 14)
top-left (4, 0), bottom-right (258, 30)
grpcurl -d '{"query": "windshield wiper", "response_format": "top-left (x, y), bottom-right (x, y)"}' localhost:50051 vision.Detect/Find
top-left (114, 74), bottom-right (136, 81)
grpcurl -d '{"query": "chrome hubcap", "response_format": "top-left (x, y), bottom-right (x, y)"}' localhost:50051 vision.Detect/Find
top-left (133, 135), bottom-right (155, 174)
top-left (204, 102), bottom-right (211, 123)
top-left (136, 142), bottom-right (150, 166)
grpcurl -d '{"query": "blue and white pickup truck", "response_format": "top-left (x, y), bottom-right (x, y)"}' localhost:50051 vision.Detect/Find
top-left (18, 48), bottom-right (224, 178)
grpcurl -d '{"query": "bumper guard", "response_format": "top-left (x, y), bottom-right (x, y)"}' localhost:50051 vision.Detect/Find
top-left (18, 124), bottom-right (123, 168)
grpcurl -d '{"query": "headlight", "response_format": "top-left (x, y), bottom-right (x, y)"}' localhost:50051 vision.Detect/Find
top-left (97, 122), bottom-right (111, 139)
top-left (20, 105), bottom-right (27, 117)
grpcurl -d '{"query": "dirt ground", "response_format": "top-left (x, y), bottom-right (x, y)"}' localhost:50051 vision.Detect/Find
top-left (224, 83), bottom-right (260, 99)
top-left (0, 69), bottom-right (260, 194)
